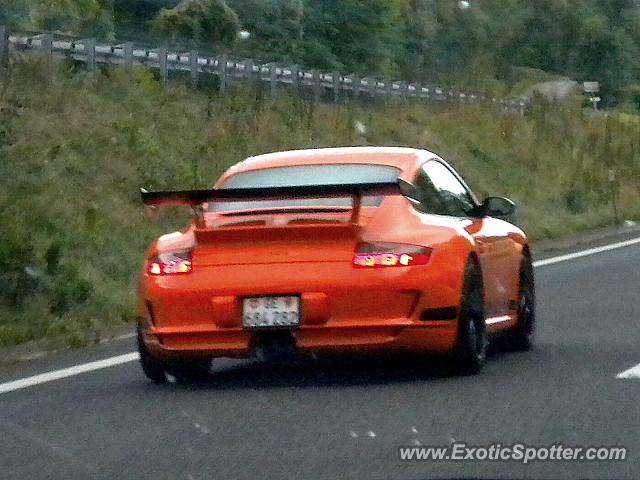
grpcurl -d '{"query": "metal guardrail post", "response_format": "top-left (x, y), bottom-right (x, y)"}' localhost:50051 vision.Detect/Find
top-left (156, 48), bottom-right (168, 86)
top-left (0, 26), bottom-right (7, 67)
top-left (123, 42), bottom-right (134, 73)
top-left (244, 59), bottom-right (254, 82)
top-left (313, 70), bottom-right (321, 101)
top-left (189, 50), bottom-right (198, 87)
top-left (352, 76), bottom-right (361, 99)
top-left (218, 54), bottom-right (228, 92)
top-left (82, 38), bottom-right (96, 71)
top-left (290, 65), bottom-right (299, 93)
top-left (39, 33), bottom-right (53, 60)
top-left (332, 71), bottom-right (340, 103)
top-left (368, 78), bottom-right (376, 98)
top-left (447, 90), bottom-right (454, 104)
top-left (269, 63), bottom-right (277, 96)
top-left (400, 81), bottom-right (408, 102)
top-left (413, 83), bottom-right (420, 101)
top-left (385, 79), bottom-right (393, 100)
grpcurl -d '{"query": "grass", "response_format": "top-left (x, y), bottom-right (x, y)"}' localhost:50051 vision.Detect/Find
top-left (0, 55), bottom-right (639, 348)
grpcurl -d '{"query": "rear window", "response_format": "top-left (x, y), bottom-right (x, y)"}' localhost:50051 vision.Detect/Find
top-left (209, 164), bottom-right (401, 213)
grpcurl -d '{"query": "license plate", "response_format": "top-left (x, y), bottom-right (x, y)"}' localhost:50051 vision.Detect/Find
top-left (242, 296), bottom-right (300, 328)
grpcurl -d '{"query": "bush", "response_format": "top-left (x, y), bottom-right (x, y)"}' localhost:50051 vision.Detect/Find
top-left (49, 263), bottom-right (93, 315)
top-left (29, 0), bottom-right (115, 39)
top-left (0, 228), bottom-right (35, 308)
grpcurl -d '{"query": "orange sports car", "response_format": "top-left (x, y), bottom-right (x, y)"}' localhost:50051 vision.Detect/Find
top-left (136, 147), bottom-right (534, 382)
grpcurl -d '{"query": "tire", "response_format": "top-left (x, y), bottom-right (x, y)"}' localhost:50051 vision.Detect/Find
top-left (137, 328), bottom-right (168, 384)
top-left (506, 254), bottom-right (536, 351)
top-left (137, 327), bottom-right (212, 384)
top-left (453, 259), bottom-right (488, 375)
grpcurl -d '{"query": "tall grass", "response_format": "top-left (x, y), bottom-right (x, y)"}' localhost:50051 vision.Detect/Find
top-left (0, 56), bottom-right (638, 347)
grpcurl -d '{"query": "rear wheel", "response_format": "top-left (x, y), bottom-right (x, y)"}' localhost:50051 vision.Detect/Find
top-left (506, 254), bottom-right (535, 351)
top-left (137, 327), bottom-right (212, 384)
top-left (453, 259), bottom-right (487, 375)
top-left (137, 328), bottom-right (168, 384)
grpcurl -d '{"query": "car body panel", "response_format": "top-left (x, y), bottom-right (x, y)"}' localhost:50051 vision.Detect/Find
top-left (138, 147), bottom-right (528, 359)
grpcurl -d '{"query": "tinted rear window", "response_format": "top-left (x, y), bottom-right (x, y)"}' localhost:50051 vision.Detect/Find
top-left (222, 164), bottom-right (400, 188)
top-left (210, 164), bottom-right (400, 212)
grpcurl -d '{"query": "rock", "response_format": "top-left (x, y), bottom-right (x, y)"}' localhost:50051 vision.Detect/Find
top-left (524, 80), bottom-right (581, 102)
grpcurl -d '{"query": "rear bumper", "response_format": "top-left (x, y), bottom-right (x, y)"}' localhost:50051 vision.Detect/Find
top-left (138, 261), bottom-right (463, 360)
top-left (140, 319), bottom-right (459, 360)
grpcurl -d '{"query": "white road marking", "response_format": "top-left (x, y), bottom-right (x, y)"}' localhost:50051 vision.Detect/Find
top-left (0, 353), bottom-right (139, 394)
top-left (1, 236), bottom-right (639, 394)
top-left (485, 315), bottom-right (512, 325)
top-left (616, 363), bottom-right (640, 379)
top-left (533, 237), bottom-right (640, 268)
top-left (535, 237), bottom-right (640, 380)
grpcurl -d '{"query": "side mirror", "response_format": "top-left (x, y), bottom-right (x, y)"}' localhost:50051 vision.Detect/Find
top-left (480, 197), bottom-right (516, 218)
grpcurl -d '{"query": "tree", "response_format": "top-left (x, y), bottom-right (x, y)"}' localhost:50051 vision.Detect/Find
top-left (396, 0), bottom-right (438, 81)
top-left (152, 0), bottom-right (240, 48)
top-left (114, 0), bottom-right (181, 40)
top-left (228, 0), bottom-right (304, 60)
top-left (0, 0), bottom-right (29, 29)
top-left (301, 0), bottom-right (405, 77)
top-left (29, 0), bottom-right (115, 39)
top-left (501, 0), bottom-right (640, 104)
top-left (423, 0), bottom-right (494, 83)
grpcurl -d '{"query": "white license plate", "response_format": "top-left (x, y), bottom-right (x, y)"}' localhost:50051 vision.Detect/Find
top-left (242, 296), bottom-right (300, 328)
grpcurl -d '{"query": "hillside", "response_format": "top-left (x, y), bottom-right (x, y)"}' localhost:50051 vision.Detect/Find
top-left (1, 56), bottom-right (639, 347)
top-left (4, 1), bottom-right (640, 105)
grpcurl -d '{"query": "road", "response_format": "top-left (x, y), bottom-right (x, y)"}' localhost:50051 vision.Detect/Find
top-left (1, 236), bottom-right (639, 479)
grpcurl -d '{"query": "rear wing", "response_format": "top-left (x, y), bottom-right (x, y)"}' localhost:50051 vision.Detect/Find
top-left (140, 182), bottom-right (403, 225)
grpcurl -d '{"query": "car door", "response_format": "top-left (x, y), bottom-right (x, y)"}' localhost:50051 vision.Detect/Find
top-left (416, 160), bottom-right (518, 319)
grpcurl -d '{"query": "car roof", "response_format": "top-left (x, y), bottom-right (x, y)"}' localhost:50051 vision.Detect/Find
top-left (221, 147), bottom-right (436, 180)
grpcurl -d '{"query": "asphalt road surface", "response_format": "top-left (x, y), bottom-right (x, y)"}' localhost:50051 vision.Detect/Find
top-left (1, 236), bottom-right (639, 480)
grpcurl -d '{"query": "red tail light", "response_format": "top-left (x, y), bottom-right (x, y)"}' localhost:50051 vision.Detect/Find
top-left (146, 250), bottom-right (193, 276)
top-left (353, 243), bottom-right (432, 269)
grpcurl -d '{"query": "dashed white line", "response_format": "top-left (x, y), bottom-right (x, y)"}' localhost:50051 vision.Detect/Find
top-left (533, 237), bottom-right (640, 268)
top-left (485, 315), bottom-right (512, 325)
top-left (0, 353), bottom-right (139, 394)
top-left (616, 363), bottom-right (640, 379)
top-left (0, 236), bottom-right (639, 394)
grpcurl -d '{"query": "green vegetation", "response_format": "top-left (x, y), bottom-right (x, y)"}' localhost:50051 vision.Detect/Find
top-left (0, 56), bottom-right (639, 347)
top-left (5, 1), bottom-right (640, 104)
top-left (151, 0), bottom-right (240, 47)
top-left (29, 0), bottom-right (116, 40)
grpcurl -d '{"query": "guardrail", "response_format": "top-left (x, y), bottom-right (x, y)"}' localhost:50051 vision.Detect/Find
top-left (0, 26), bottom-right (527, 111)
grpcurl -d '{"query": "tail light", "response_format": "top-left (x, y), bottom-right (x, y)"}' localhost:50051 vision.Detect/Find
top-left (353, 243), bottom-right (432, 269)
top-left (146, 250), bottom-right (193, 276)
